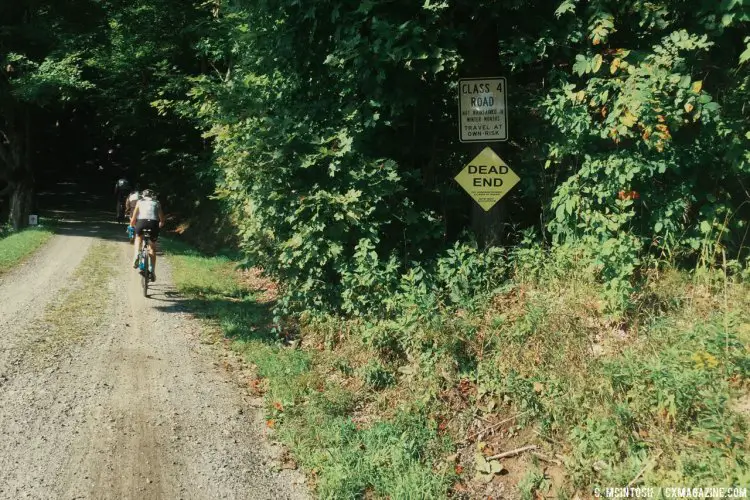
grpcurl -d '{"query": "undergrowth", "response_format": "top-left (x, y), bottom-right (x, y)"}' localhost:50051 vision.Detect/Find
top-left (165, 236), bottom-right (750, 498)
top-left (163, 236), bottom-right (456, 498)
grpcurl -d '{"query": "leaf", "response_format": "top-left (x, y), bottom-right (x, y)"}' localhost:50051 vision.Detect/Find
top-left (556, 203), bottom-right (566, 222)
top-left (678, 75), bottom-right (691, 88)
top-left (700, 220), bottom-right (712, 233)
top-left (489, 460), bottom-right (505, 474)
top-left (741, 44), bottom-right (750, 64)
top-left (684, 102), bottom-right (694, 113)
top-left (691, 80), bottom-right (703, 93)
top-left (654, 222), bottom-right (663, 233)
top-left (703, 102), bottom-right (720, 112)
top-left (592, 54), bottom-right (603, 73)
top-left (475, 471), bottom-right (495, 483)
top-left (475, 453), bottom-right (491, 473)
top-left (554, 0), bottom-right (577, 18)
top-left (573, 54), bottom-right (588, 76)
top-left (620, 111), bottom-right (637, 128)
top-left (610, 58), bottom-right (621, 74)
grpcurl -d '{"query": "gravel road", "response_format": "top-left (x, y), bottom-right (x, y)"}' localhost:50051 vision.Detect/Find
top-left (0, 214), bottom-right (309, 500)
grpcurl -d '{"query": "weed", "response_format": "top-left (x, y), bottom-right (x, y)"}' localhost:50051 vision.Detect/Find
top-left (518, 466), bottom-right (551, 500)
top-left (361, 359), bottom-right (395, 390)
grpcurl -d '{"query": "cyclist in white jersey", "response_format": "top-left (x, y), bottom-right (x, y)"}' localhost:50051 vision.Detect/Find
top-left (129, 189), bottom-right (165, 281)
top-left (125, 189), bottom-right (141, 218)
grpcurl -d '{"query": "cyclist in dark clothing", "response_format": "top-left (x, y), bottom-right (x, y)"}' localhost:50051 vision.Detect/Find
top-left (114, 178), bottom-right (131, 221)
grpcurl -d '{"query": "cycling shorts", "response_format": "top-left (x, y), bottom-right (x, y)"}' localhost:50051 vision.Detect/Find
top-left (135, 219), bottom-right (160, 241)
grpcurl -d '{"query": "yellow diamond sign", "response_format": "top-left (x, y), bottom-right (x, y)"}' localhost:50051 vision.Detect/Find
top-left (455, 147), bottom-right (520, 211)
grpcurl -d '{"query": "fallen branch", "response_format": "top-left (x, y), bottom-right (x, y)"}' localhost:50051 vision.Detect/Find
top-left (533, 429), bottom-right (564, 446)
top-left (486, 444), bottom-right (538, 461)
top-left (531, 451), bottom-right (561, 465)
top-left (462, 409), bottom-right (533, 444)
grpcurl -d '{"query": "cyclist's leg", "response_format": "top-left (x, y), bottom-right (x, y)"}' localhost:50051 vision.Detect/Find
top-left (148, 240), bottom-right (156, 274)
top-left (149, 222), bottom-right (160, 275)
top-left (132, 235), bottom-right (142, 267)
top-left (132, 220), bottom-right (145, 267)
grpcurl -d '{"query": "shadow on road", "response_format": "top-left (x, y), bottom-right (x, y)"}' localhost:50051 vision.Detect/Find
top-left (38, 209), bottom-right (166, 256)
top-left (154, 294), bottom-right (276, 345)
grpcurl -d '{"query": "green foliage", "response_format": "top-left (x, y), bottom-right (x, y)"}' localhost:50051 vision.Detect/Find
top-left (518, 466), bottom-right (551, 500)
top-left (167, 228), bottom-right (750, 496)
top-left (543, 1), bottom-right (750, 310)
top-left (152, 0), bottom-right (749, 318)
top-left (361, 359), bottom-right (396, 390)
top-left (4, 52), bottom-right (93, 103)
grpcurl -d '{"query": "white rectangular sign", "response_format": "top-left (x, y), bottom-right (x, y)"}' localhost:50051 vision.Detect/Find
top-left (458, 77), bottom-right (508, 143)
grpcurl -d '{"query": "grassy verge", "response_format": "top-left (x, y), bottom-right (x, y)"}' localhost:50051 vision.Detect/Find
top-left (31, 241), bottom-right (120, 356)
top-left (163, 237), bottom-right (455, 498)
top-left (164, 237), bottom-right (750, 498)
top-left (0, 226), bottom-right (54, 274)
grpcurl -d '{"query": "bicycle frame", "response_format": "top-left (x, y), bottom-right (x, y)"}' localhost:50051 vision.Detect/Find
top-left (139, 230), bottom-right (153, 296)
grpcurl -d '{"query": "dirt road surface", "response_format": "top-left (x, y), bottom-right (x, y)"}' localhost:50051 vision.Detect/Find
top-left (0, 213), bottom-right (308, 500)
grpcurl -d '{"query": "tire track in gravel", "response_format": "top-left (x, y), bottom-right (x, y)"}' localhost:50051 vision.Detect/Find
top-left (0, 217), bottom-right (309, 499)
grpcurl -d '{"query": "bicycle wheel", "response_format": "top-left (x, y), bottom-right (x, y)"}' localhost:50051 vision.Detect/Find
top-left (142, 245), bottom-right (150, 297)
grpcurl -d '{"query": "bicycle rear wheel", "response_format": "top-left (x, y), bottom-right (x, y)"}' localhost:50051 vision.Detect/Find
top-left (142, 247), bottom-right (150, 297)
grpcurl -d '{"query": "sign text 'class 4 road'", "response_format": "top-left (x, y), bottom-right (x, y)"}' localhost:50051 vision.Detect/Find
top-left (458, 77), bottom-right (508, 143)
top-left (454, 147), bottom-right (520, 211)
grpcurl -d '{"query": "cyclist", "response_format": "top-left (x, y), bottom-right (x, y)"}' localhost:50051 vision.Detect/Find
top-left (129, 189), bottom-right (165, 282)
top-left (124, 188), bottom-right (141, 219)
top-left (114, 177), bottom-right (131, 221)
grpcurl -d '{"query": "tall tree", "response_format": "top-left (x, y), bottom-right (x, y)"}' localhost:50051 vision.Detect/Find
top-left (0, 0), bottom-right (100, 228)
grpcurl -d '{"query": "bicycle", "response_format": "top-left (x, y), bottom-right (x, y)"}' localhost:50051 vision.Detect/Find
top-left (137, 229), bottom-right (154, 297)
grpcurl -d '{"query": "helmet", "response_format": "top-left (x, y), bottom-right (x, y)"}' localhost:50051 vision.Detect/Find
top-left (141, 189), bottom-right (154, 199)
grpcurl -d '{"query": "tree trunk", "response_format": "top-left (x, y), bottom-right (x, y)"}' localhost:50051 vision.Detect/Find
top-left (3, 109), bottom-right (34, 230)
top-left (9, 179), bottom-right (33, 230)
top-left (472, 199), bottom-right (506, 247)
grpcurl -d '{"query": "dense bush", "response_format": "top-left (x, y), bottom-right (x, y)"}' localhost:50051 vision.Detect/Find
top-left (166, 0), bottom-right (750, 316)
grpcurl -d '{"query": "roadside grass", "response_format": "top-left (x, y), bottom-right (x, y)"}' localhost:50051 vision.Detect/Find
top-left (0, 226), bottom-right (54, 274)
top-left (162, 237), bottom-right (456, 498)
top-left (469, 268), bottom-right (750, 493)
top-left (31, 241), bottom-right (119, 357)
top-left (163, 237), bottom-right (750, 498)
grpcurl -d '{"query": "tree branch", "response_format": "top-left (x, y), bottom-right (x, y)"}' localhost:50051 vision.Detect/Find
top-left (486, 445), bottom-right (538, 461)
